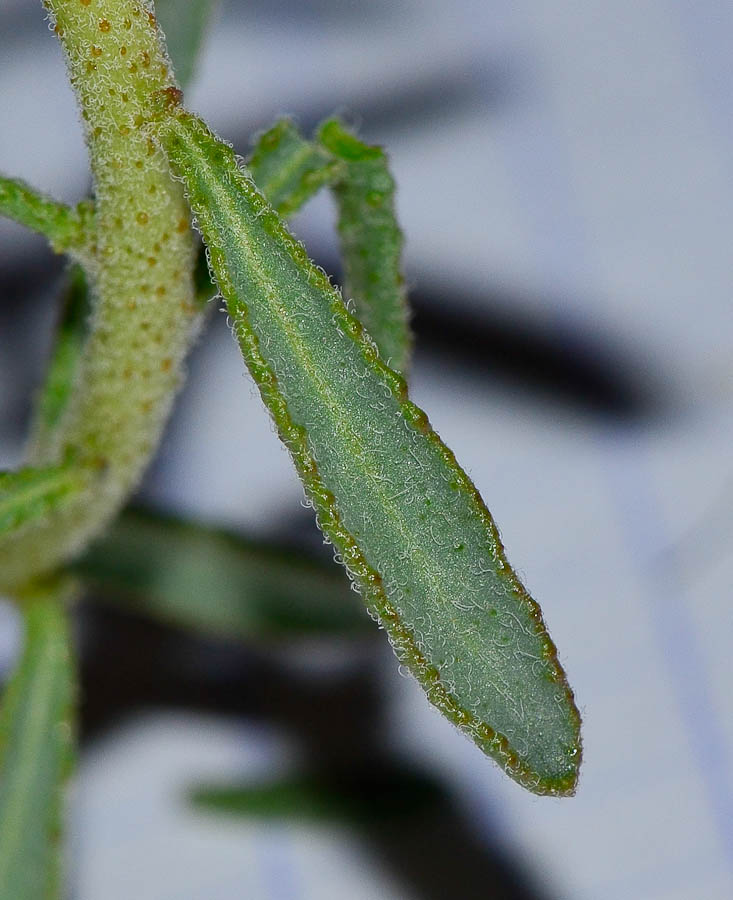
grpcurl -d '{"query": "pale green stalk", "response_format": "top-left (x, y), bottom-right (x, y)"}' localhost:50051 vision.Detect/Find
top-left (26, 119), bottom-right (345, 462)
top-left (0, 0), bottom-right (201, 590)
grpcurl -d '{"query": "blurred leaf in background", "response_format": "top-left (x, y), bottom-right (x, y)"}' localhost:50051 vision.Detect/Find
top-left (0, 581), bottom-right (75, 900)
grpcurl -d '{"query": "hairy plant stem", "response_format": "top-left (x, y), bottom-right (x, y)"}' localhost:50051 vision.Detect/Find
top-left (0, 0), bottom-right (199, 591)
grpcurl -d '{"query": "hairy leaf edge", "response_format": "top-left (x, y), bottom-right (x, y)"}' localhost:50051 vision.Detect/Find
top-left (154, 107), bottom-right (582, 796)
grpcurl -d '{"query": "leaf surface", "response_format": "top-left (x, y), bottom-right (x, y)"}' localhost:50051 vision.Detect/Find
top-left (0, 582), bottom-right (75, 899)
top-left (248, 118), bottom-right (340, 218)
top-left (319, 119), bottom-right (411, 372)
top-left (154, 107), bottom-right (581, 795)
top-left (191, 118), bottom-right (340, 306)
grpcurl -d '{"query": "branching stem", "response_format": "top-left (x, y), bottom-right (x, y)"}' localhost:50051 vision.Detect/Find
top-left (0, 0), bottom-right (202, 590)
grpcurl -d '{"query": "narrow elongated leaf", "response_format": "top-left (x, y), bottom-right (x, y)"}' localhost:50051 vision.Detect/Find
top-left (0, 581), bottom-right (75, 899)
top-left (0, 463), bottom-right (92, 539)
top-left (248, 119), bottom-right (341, 218)
top-left (0, 175), bottom-right (93, 263)
top-left (76, 507), bottom-right (369, 639)
top-left (319, 119), bottom-right (411, 373)
top-left (154, 107), bottom-right (581, 795)
top-left (192, 118), bottom-right (340, 307)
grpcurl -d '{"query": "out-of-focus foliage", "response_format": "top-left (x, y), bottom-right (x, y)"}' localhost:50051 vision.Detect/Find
top-left (0, 582), bottom-right (75, 900)
top-left (77, 508), bottom-right (370, 640)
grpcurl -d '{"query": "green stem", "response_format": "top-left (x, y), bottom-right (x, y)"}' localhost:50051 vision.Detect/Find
top-left (0, 0), bottom-right (202, 591)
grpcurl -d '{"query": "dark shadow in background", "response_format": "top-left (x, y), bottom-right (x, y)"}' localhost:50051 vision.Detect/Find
top-left (239, 55), bottom-right (517, 145)
top-left (77, 600), bottom-right (555, 900)
top-left (413, 287), bottom-right (662, 420)
top-left (337, 266), bottom-right (663, 422)
top-left (0, 249), bottom-right (668, 465)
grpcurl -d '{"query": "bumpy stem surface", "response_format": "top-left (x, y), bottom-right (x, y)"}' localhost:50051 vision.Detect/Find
top-left (0, 0), bottom-right (200, 589)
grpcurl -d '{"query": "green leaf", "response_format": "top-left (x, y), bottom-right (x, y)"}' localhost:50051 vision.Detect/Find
top-left (319, 119), bottom-right (411, 373)
top-left (0, 463), bottom-right (92, 540)
top-left (0, 175), bottom-right (93, 264)
top-left (155, 0), bottom-right (217, 90)
top-left (30, 266), bottom-right (91, 459)
top-left (248, 119), bottom-right (341, 218)
top-left (191, 769), bottom-right (444, 824)
top-left (153, 107), bottom-right (581, 796)
top-left (193, 118), bottom-right (341, 306)
top-left (76, 507), bottom-right (370, 639)
top-left (0, 580), bottom-right (76, 899)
